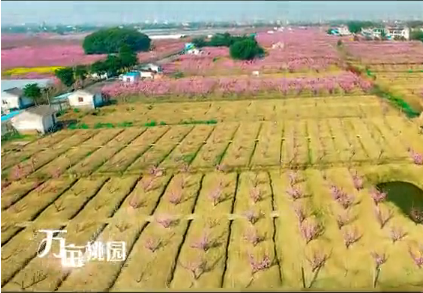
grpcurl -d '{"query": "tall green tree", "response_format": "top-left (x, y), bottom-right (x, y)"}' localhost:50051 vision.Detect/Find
top-left (104, 55), bottom-right (123, 77)
top-left (119, 44), bottom-right (138, 69)
top-left (55, 67), bottom-right (75, 88)
top-left (91, 60), bottom-right (108, 76)
top-left (23, 83), bottom-right (42, 105)
top-left (74, 65), bottom-right (88, 81)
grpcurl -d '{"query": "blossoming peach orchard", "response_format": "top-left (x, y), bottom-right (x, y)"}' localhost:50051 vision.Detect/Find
top-left (2, 29), bottom-right (423, 291)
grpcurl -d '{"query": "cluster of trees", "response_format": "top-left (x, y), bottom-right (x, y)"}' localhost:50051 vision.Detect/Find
top-left (411, 30), bottom-right (423, 42)
top-left (22, 83), bottom-right (62, 106)
top-left (347, 21), bottom-right (380, 34)
top-left (192, 32), bottom-right (264, 60)
top-left (83, 27), bottom-right (151, 54)
top-left (54, 44), bottom-right (138, 88)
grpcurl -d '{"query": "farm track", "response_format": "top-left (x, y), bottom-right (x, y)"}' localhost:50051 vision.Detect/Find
top-left (2, 163), bottom-right (423, 290)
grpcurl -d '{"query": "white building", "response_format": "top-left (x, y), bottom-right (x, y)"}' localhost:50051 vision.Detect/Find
top-left (67, 89), bottom-right (107, 110)
top-left (386, 26), bottom-right (410, 40)
top-left (337, 26), bottom-right (351, 36)
top-left (121, 72), bottom-right (140, 84)
top-left (10, 105), bottom-right (57, 134)
top-left (139, 70), bottom-right (155, 79)
top-left (140, 63), bottom-right (162, 73)
top-left (186, 48), bottom-right (202, 55)
top-left (1, 87), bottom-right (34, 112)
top-left (90, 72), bottom-right (109, 80)
top-left (272, 42), bottom-right (285, 49)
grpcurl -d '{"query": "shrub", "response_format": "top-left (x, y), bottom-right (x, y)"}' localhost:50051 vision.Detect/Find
top-left (229, 38), bottom-right (264, 61)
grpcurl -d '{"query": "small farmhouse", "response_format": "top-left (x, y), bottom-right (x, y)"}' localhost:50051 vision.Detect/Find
top-left (122, 72), bottom-right (141, 84)
top-left (1, 87), bottom-right (34, 112)
top-left (386, 26), bottom-right (410, 40)
top-left (186, 48), bottom-right (202, 55)
top-left (139, 70), bottom-right (156, 80)
top-left (10, 105), bottom-right (57, 134)
top-left (140, 63), bottom-right (162, 73)
top-left (67, 89), bottom-right (107, 110)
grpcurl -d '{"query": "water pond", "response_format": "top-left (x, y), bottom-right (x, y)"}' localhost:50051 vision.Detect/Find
top-left (377, 181), bottom-right (423, 224)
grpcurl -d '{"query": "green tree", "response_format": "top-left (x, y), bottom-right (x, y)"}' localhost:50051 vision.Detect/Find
top-left (55, 67), bottom-right (75, 88)
top-left (82, 27), bottom-right (151, 54)
top-left (192, 37), bottom-right (207, 48)
top-left (23, 83), bottom-right (42, 105)
top-left (104, 55), bottom-right (123, 76)
top-left (410, 30), bottom-right (423, 42)
top-left (74, 65), bottom-right (88, 81)
top-left (91, 60), bottom-right (108, 76)
top-left (347, 21), bottom-right (363, 34)
top-left (229, 38), bottom-right (264, 61)
top-left (119, 44), bottom-right (138, 69)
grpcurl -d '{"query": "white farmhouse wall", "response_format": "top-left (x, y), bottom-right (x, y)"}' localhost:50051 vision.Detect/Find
top-left (11, 113), bottom-right (45, 133)
top-left (68, 91), bottom-right (95, 109)
top-left (1, 92), bottom-right (20, 111)
top-left (140, 71), bottom-right (154, 79)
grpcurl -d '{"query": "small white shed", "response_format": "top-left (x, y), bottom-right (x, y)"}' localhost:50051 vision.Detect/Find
top-left (140, 70), bottom-right (155, 79)
top-left (186, 48), bottom-right (202, 55)
top-left (122, 72), bottom-right (141, 84)
top-left (1, 88), bottom-right (34, 112)
top-left (67, 89), bottom-right (106, 110)
top-left (11, 105), bottom-right (57, 134)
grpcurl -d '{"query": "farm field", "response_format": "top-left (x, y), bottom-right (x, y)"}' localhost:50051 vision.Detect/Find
top-left (1, 164), bottom-right (423, 290)
top-left (2, 114), bottom-right (423, 179)
top-left (60, 95), bottom-right (396, 126)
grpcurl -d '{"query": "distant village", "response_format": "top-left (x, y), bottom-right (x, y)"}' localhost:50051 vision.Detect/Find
top-left (327, 22), bottom-right (423, 40)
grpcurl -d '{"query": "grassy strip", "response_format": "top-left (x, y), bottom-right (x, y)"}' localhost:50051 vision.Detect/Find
top-left (111, 174), bottom-right (203, 290)
top-left (96, 127), bottom-right (170, 174)
top-left (1, 178), bottom-right (76, 244)
top-left (170, 173), bottom-right (237, 289)
top-left (160, 125), bottom-right (216, 170)
top-left (1, 131), bottom-right (73, 171)
top-left (371, 86), bottom-right (420, 119)
top-left (223, 171), bottom-right (281, 288)
top-left (69, 119), bottom-right (218, 130)
top-left (1, 180), bottom-right (43, 210)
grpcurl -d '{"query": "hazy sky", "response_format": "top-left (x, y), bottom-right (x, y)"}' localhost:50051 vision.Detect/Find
top-left (2, 1), bottom-right (423, 25)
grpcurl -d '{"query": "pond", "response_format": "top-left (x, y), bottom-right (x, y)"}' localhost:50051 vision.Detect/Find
top-left (377, 181), bottom-right (423, 224)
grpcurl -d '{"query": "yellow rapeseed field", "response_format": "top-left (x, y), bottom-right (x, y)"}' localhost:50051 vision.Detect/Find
top-left (3, 66), bottom-right (64, 76)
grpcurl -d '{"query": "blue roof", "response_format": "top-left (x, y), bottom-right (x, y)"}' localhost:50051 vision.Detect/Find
top-left (1, 110), bottom-right (23, 122)
top-left (53, 92), bottom-right (72, 101)
top-left (124, 72), bottom-right (140, 77)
